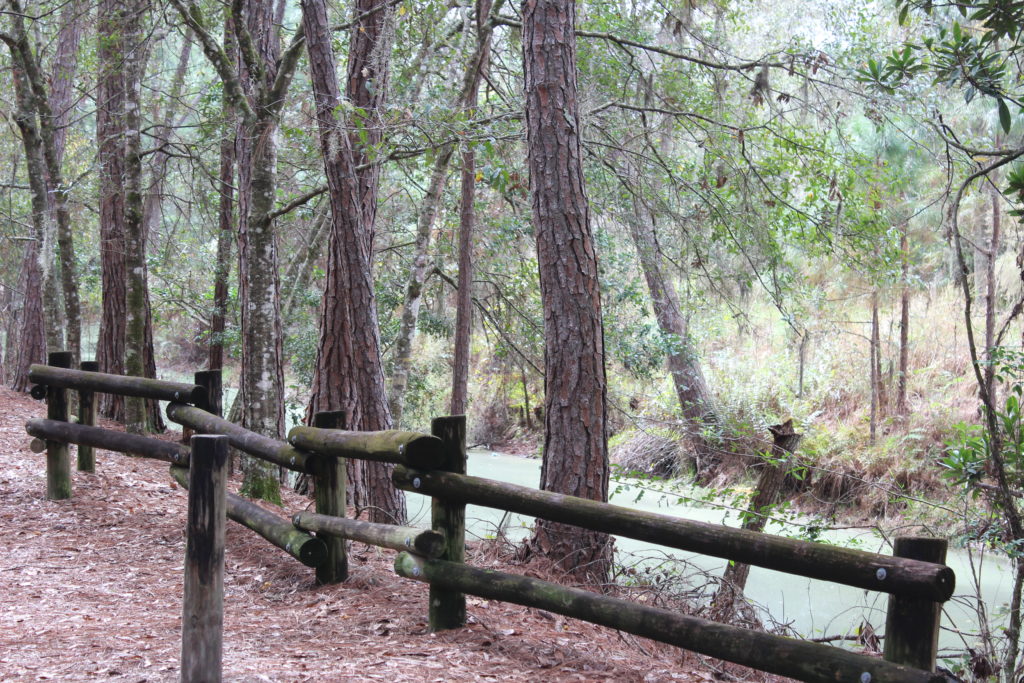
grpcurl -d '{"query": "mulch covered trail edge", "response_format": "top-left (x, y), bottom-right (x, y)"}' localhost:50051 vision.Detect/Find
top-left (0, 386), bottom-right (776, 682)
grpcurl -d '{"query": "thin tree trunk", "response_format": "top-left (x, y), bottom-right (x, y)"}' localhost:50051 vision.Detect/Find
top-left (870, 290), bottom-right (880, 444)
top-left (897, 222), bottom-right (910, 416)
top-left (209, 19), bottom-right (236, 372)
top-left (626, 195), bottom-right (715, 447)
top-left (523, 0), bottom-right (612, 585)
top-left (984, 179), bottom-right (1001, 408)
top-left (390, 145), bottom-right (454, 427)
top-left (41, 1), bottom-right (82, 363)
top-left (451, 0), bottom-right (496, 418)
top-left (281, 205), bottom-right (328, 323)
top-left (302, 0), bottom-right (405, 523)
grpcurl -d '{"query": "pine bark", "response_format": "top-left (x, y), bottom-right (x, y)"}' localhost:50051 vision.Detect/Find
top-left (523, 0), bottom-right (612, 584)
top-left (123, 1), bottom-right (148, 434)
top-left (302, 0), bottom-right (405, 523)
top-left (96, 0), bottom-right (127, 420)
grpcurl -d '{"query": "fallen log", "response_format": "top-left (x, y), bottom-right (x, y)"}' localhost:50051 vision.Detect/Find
top-left (287, 426), bottom-right (445, 470)
top-left (167, 404), bottom-right (314, 473)
top-left (392, 466), bottom-right (954, 602)
top-left (293, 511), bottom-right (445, 558)
top-left (394, 554), bottom-right (944, 683)
top-left (29, 364), bottom-right (205, 405)
top-left (26, 418), bottom-right (190, 466)
top-left (170, 466), bottom-right (327, 567)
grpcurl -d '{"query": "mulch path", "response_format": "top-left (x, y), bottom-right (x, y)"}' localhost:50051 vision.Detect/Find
top-left (0, 386), bottom-right (777, 682)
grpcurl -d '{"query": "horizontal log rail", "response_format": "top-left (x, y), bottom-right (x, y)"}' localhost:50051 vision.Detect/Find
top-left (170, 466), bottom-right (327, 567)
top-left (392, 466), bottom-right (954, 602)
top-left (26, 418), bottom-right (191, 466)
top-left (393, 553), bottom-right (944, 683)
top-left (293, 511), bottom-right (446, 559)
top-left (167, 403), bottom-right (316, 473)
top-left (287, 426), bottom-right (446, 470)
top-left (29, 364), bottom-right (206, 405)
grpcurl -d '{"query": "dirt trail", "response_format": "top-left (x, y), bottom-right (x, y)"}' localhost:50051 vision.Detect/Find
top-left (0, 386), bottom-right (769, 682)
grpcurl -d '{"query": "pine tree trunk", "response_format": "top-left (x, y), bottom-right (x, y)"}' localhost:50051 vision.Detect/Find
top-left (523, 0), bottom-right (612, 585)
top-left (303, 0), bottom-right (405, 523)
top-left (96, 0), bottom-right (127, 420)
top-left (123, 1), bottom-right (148, 434)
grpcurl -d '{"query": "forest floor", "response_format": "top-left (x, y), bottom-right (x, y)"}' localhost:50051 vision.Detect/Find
top-left (0, 386), bottom-right (793, 682)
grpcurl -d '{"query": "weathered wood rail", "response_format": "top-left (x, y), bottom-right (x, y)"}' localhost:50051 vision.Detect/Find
top-left (25, 352), bottom-right (954, 683)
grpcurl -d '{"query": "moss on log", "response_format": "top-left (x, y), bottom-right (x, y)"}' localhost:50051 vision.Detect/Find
top-left (27, 418), bottom-right (190, 466)
top-left (394, 554), bottom-right (944, 683)
top-left (29, 364), bottom-right (206, 405)
top-left (287, 426), bottom-right (444, 469)
top-left (393, 467), bottom-right (954, 602)
top-left (167, 403), bottom-right (314, 473)
top-left (293, 511), bottom-right (445, 558)
top-left (170, 466), bottom-right (327, 567)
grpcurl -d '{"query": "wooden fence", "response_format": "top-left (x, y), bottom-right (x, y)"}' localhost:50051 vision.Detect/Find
top-left (24, 352), bottom-right (953, 683)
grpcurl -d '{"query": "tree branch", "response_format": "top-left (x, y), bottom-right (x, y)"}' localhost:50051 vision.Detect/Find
top-left (167, 0), bottom-right (254, 121)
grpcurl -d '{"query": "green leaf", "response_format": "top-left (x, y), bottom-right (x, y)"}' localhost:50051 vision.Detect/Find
top-left (999, 98), bottom-right (1012, 134)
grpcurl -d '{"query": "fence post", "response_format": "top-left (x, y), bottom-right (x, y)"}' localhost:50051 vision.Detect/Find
top-left (429, 415), bottom-right (467, 631)
top-left (313, 410), bottom-right (347, 584)
top-left (77, 360), bottom-right (99, 472)
top-left (181, 434), bottom-right (228, 683)
top-left (45, 351), bottom-right (73, 499)
top-left (883, 536), bottom-right (946, 671)
top-left (194, 370), bottom-right (223, 417)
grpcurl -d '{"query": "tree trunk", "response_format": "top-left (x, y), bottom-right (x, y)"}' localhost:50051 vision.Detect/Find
top-left (235, 0), bottom-right (289, 503)
top-left (897, 222), bottom-right (910, 416)
top-left (209, 19), bottom-right (236, 372)
top-left (390, 145), bottom-right (454, 427)
top-left (523, 0), bottom-right (612, 585)
top-left (984, 179), bottom-right (1001, 408)
top-left (96, 0), bottom-right (127, 421)
top-left (870, 290), bottom-right (880, 444)
top-left (281, 205), bottom-right (328, 323)
top-left (6, 72), bottom-right (49, 391)
top-left (451, 0), bottom-right (496, 418)
top-left (123, 0), bottom-right (150, 434)
top-left (626, 193), bottom-right (716, 456)
top-left (40, 1), bottom-right (82, 363)
top-left (714, 420), bottom-right (802, 612)
top-left (302, 0), bottom-right (406, 523)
